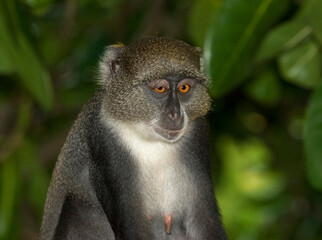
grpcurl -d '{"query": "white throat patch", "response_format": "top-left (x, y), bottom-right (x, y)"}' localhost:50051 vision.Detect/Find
top-left (105, 119), bottom-right (195, 215)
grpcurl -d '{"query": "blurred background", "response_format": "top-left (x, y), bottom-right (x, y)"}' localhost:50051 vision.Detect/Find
top-left (1, 0), bottom-right (322, 239)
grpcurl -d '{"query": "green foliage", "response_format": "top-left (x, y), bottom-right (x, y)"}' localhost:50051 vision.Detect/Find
top-left (255, 19), bottom-right (311, 62)
top-left (0, 0), bottom-right (54, 110)
top-left (204, 0), bottom-right (322, 238)
top-left (244, 68), bottom-right (282, 106)
top-left (204, 0), bottom-right (291, 97)
top-left (305, 83), bottom-right (322, 191)
top-left (298, 0), bottom-right (322, 45)
top-left (22, 0), bottom-right (54, 15)
top-left (188, 0), bottom-right (223, 47)
top-left (206, 0), bottom-right (322, 185)
top-left (278, 39), bottom-right (321, 89)
top-left (217, 137), bottom-right (285, 238)
top-left (0, 157), bottom-right (19, 240)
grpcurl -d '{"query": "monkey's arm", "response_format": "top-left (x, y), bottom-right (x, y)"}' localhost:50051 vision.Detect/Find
top-left (40, 99), bottom-right (115, 240)
top-left (40, 147), bottom-right (114, 239)
top-left (40, 161), bottom-right (68, 240)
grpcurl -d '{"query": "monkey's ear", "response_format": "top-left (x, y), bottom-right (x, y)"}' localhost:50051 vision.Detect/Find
top-left (98, 43), bottom-right (124, 86)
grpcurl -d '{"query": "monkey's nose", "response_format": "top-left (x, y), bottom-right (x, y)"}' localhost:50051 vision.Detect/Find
top-left (165, 105), bottom-right (184, 130)
top-left (168, 113), bottom-right (175, 121)
top-left (169, 112), bottom-right (181, 122)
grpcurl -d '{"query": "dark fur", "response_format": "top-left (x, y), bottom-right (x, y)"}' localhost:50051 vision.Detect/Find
top-left (40, 37), bottom-right (227, 240)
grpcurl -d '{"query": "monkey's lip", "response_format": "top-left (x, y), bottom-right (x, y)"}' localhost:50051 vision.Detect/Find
top-left (151, 124), bottom-right (184, 141)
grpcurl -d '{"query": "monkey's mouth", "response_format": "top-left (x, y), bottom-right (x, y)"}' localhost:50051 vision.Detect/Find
top-left (151, 124), bottom-right (184, 142)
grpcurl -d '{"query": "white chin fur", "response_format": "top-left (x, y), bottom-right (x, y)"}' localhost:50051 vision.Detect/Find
top-left (120, 121), bottom-right (185, 143)
top-left (149, 123), bottom-right (185, 143)
top-left (104, 117), bottom-right (186, 143)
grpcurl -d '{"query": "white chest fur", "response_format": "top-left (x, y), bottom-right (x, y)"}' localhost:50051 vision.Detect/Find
top-left (109, 120), bottom-right (196, 216)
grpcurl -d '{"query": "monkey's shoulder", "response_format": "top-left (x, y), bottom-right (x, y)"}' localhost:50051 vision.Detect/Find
top-left (53, 89), bottom-right (106, 170)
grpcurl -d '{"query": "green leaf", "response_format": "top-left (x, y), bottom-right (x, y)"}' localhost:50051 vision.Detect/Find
top-left (187, 0), bottom-right (223, 47)
top-left (22, 0), bottom-right (53, 15)
top-left (256, 20), bottom-right (312, 62)
top-left (204, 0), bottom-right (291, 97)
top-left (0, 5), bottom-right (15, 74)
top-left (298, 0), bottom-right (322, 46)
top-left (18, 139), bottom-right (50, 217)
top-left (0, 0), bottom-right (54, 110)
top-left (0, 45), bottom-right (14, 74)
top-left (304, 83), bottom-right (322, 191)
top-left (278, 39), bottom-right (321, 89)
top-left (60, 84), bottom-right (97, 108)
top-left (16, 36), bottom-right (54, 110)
top-left (0, 157), bottom-right (18, 239)
top-left (244, 68), bottom-right (281, 106)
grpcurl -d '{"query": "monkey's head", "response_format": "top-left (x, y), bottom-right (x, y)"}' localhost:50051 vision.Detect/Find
top-left (99, 36), bottom-right (211, 142)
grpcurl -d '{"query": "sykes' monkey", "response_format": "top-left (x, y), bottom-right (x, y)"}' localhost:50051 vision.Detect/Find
top-left (40, 36), bottom-right (227, 240)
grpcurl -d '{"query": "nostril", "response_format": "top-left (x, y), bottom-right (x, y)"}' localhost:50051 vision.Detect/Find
top-left (169, 112), bottom-right (181, 122)
top-left (169, 113), bottom-right (175, 121)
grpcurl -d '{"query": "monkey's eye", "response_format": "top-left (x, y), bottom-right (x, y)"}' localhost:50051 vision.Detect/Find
top-left (154, 86), bottom-right (166, 93)
top-left (178, 84), bottom-right (190, 93)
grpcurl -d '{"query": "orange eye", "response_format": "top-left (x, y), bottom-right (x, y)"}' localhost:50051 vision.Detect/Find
top-left (154, 86), bottom-right (166, 93)
top-left (178, 84), bottom-right (190, 93)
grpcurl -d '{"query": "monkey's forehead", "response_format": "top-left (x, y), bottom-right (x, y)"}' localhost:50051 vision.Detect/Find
top-left (126, 62), bottom-right (208, 86)
top-left (121, 37), bottom-right (201, 70)
top-left (120, 57), bottom-right (208, 86)
top-left (119, 37), bottom-right (207, 84)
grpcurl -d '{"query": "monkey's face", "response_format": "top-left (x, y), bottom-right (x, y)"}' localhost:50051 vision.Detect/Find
top-left (146, 77), bottom-right (192, 141)
top-left (145, 76), bottom-right (211, 142)
top-left (103, 75), bottom-right (210, 143)
top-left (100, 37), bottom-right (211, 142)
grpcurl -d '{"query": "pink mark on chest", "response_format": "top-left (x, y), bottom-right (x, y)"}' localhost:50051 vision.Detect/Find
top-left (164, 213), bottom-right (173, 234)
